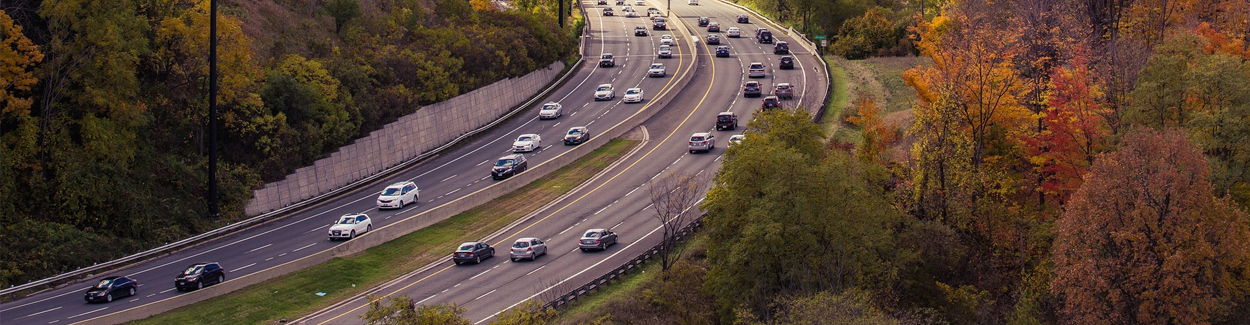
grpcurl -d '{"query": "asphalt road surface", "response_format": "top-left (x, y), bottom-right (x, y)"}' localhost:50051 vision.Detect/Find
top-left (295, 0), bottom-right (829, 323)
top-left (0, 4), bottom-right (696, 324)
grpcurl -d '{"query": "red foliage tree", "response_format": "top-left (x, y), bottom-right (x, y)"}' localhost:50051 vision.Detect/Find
top-left (1050, 128), bottom-right (1250, 324)
top-left (1024, 56), bottom-right (1110, 206)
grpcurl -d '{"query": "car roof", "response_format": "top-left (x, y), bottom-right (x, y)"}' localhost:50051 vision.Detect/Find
top-left (515, 237), bottom-right (539, 241)
top-left (777, 83), bottom-right (792, 86)
top-left (692, 132), bottom-right (711, 137)
top-left (597, 83), bottom-right (612, 87)
top-left (627, 87), bottom-right (642, 91)
top-left (461, 241), bottom-right (482, 246)
top-left (584, 228), bottom-right (607, 234)
top-left (501, 154), bottom-right (523, 159)
top-left (718, 111), bottom-right (735, 116)
top-left (746, 80), bottom-right (759, 84)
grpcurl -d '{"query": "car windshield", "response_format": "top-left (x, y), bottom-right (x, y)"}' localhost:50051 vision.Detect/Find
top-left (660, 46), bottom-right (669, 50)
top-left (382, 188), bottom-right (401, 196)
top-left (495, 159), bottom-right (515, 167)
top-left (542, 105), bottom-right (557, 110)
top-left (459, 244), bottom-right (475, 251)
top-left (627, 89), bottom-right (640, 95)
top-left (95, 279), bottom-right (114, 289)
top-left (718, 116), bottom-right (732, 122)
top-left (182, 265), bottom-right (204, 276)
top-left (597, 86), bottom-right (611, 91)
top-left (601, 54), bottom-right (611, 59)
top-left (691, 136), bottom-right (706, 141)
top-left (651, 64), bottom-right (662, 69)
top-left (751, 64), bottom-right (763, 69)
top-left (338, 217), bottom-right (356, 224)
top-left (584, 232), bottom-right (601, 238)
top-left (513, 241), bottom-right (529, 248)
top-left (517, 135), bottom-right (533, 142)
top-left (778, 85), bottom-right (790, 90)
top-left (568, 129), bottom-right (583, 135)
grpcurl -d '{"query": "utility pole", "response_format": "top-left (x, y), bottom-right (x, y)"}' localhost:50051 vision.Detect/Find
top-left (208, 0), bottom-right (220, 219)
top-left (559, 0), bottom-right (565, 28)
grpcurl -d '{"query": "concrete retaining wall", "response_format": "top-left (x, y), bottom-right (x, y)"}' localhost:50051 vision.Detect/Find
top-left (244, 61), bottom-right (566, 215)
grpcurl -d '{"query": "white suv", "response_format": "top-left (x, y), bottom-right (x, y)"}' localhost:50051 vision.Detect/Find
top-left (748, 62), bottom-right (766, 78)
top-left (512, 134), bottom-right (542, 152)
top-left (688, 132), bottom-right (715, 153)
top-left (376, 181), bottom-right (419, 209)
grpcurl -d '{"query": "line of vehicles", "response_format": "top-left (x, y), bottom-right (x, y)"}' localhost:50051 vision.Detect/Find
top-left (451, 229), bottom-right (619, 265)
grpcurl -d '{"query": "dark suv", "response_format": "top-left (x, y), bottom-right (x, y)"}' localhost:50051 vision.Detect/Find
top-left (773, 41), bottom-right (789, 54)
top-left (716, 112), bottom-right (739, 131)
top-left (762, 96), bottom-right (781, 110)
top-left (85, 276), bottom-right (138, 303)
top-left (491, 154), bottom-right (528, 180)
top-left (779, 56), bottom-right (795, 69)
top-left (757, 29), bottom-right (773, 44)
top-left (697, 17), bottom-right (709, 27)
top-left (175, 262), bottom-right (225, 291)
top-left (743, 81), bottom-right (762, 97)
top-left (599, 53), bottom-right (616, 67)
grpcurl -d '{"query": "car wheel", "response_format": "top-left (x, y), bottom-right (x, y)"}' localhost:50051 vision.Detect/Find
top-left (350, 230), bottom-right (356, 239)
top-left (106, 292), bottom-right (113, 303)
top-left (475, 256), bottom-right (481, 264)
top-left (218, 274), bottom-right (225, 285)
top-left (580, 248), bottom-right (587, 252)
top-left (197, 281), bottom-right (203, 290)
top-left (454, 260), bottom-right (461, 265)
top-left (129, 287), bottom-right (135, 297)
top-left (511, 257), bottom-right (517, 262)
top-left (366, 224), bottom-right (372, 233)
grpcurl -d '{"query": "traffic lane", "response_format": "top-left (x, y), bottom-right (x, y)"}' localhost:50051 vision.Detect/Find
top-left (0, 10), bottom-right (661, 325)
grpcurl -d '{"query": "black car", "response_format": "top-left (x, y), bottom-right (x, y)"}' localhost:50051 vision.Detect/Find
top-left (779, 56), bottom-right (795, 69)
top-left (716, 112), bottom-right (739, 131)
top-left (705, 34), bottom-right (720, 45)
top-left (697, 17), bottom-right (709, 27)
top-left (175, 262), bottom-right (226, 291)
top-left (597, 0), bottom-right (606, 4)
top-left (85, 276), bottom-right (138, 303)
top-left (743, 81), bottom-right (762, 97)
top-left (707, 22), bottom-right (720, 32)
top-left (453, 242), bottom-right (495, 265)
top-left (565, 126), bottom-right (591, 145)
top-left (603, 7), bottom-right (614, 16)
top-left (774, 41), bottom-right (789, 54)
top-left (737, 14), bottom-right (750, 23)
top-left (491, 154), bottom-right (528, 180)
top-left (715, 46), bottom-right (731, 57)
top-left (635, 26), bottom-right (649, 36)
top-left (762, 96), bottom-right (781, 110)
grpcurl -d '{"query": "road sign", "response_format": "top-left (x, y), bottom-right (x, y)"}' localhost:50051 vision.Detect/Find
top-left (821, 39), bottom-right (827, 47)
top-left (814, 35), bottom-right (826, 40)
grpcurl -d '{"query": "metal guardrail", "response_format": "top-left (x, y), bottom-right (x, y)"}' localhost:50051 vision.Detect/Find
top-left (542, 215), bottom-right (705, 310)
top-left (1, 59), bottom-right (585, 302)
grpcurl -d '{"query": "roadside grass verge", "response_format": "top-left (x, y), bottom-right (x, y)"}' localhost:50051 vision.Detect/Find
top-left (128, 139), bottom-right (641, 325)
top-left (822, 55), bottom-right (851, 141)
top-left (554, 234), bottom-right (708, 324)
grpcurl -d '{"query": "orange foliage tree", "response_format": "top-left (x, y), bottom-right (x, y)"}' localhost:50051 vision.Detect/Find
top-left (844, 93), bottom-right (896, 163)
top-left (1051, 128), bottom-right (1250, 324)
top-left (1023, 57), bottom-right (1110, 206)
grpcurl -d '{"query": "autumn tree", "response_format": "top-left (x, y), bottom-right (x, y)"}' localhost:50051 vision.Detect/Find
top-left (324, 0), bottom-right (362, 33)
top-left (1023, 57), bottom-right (1110, 205)
top-left (1051, 128), bottom-right (1250, 324)
top-left (488, 300), bottom-right (558, 325)
top-left (844, 93), bottom-right (896, 162)
top-left (0, 9), bottom-right (44, 174)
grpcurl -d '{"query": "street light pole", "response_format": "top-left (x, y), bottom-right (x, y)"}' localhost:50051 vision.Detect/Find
top-left (559, 0), bottom-right (565, 28)
top-left (208, 0), bottom-right (220, 219)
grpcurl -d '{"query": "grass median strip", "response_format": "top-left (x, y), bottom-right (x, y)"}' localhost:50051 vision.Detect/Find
top-left (127, 138), bottom-right (641, 325)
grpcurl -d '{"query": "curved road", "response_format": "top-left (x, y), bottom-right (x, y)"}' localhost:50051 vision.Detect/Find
top-left (0, 5), bottom-right (694, 324)
top-left (296, 0), bottom-right (828, 323)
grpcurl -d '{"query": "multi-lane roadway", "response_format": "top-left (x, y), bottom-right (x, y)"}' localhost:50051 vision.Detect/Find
top-left (297, 0), bottom-right (827, 323)
top-left (0, 0), bottom-right (825, 323)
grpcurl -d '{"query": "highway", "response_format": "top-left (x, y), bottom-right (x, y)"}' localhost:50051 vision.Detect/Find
top-left (0, 4), bottom-right (696, 324)
top-left (296, 0), bottom-right (829, 323)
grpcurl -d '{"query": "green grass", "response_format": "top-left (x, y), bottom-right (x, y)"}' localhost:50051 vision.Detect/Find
top-left (128, 139), bottom-right (640, 325)
top-left (822, 55), bottom-right (850, 137)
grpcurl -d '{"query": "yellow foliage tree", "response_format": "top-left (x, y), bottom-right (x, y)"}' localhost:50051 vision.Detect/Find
top-left (0, 10), bottom-right (43, 117)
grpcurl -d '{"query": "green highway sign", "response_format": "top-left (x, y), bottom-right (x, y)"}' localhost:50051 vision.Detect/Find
top-left (814, 35), bottom-right (826, 40)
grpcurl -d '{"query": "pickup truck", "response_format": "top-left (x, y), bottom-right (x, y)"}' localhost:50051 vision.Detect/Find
top-left (599, 53), bottom-right (616, 67)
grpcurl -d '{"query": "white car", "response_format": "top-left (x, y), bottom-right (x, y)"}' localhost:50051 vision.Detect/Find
top-left (727, 27), bottom-right (741, 38)
top-left (748, 62), bottom-right (766, 78)
top-left (688, 0), bottom-right (698, 4)
top-left (648, 63), bottom-right (666, 77)
top-left (539, 102), bottom-right (562, 119)
top-left (512, 134), bottom-right (542, 152)
top-left (657, 45), bottom-right (672, 58)
top-left (376, 181), bottom-right (419, 209)
top-left (624, 9), bottom-right (638, 17)
top-left (728, 134), bottom-right (745, 147)
top-left (328, 214), bottom-right (372, 240)
top-left (660, 34), bottom-right (675, 46)
top-left (635, 0), bottom-right (644, 5)
top-left (509, 237), bottom-right (548, 262)
top-left (623, 88), bottom-right (644, 103)
top-left (594, 84), bottom-right (615, 100)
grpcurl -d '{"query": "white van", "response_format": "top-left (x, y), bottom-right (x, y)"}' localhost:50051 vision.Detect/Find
top-left (688, 0), bottom-right (698, 4)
